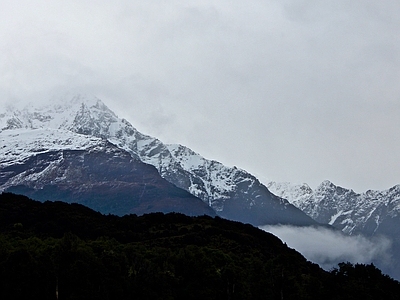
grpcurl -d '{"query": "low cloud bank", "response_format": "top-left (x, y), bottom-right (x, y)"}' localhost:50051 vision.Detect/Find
top-left (260, 225), bottom-right (392, 271)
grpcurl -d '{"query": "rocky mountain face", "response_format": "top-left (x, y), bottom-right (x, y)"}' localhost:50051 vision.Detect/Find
top-left (0, 128), bottom-right (214, 216)
top-left (0, 94), bottom-right (315, 226)
top-left (267, 180), bottom-right (400, 236)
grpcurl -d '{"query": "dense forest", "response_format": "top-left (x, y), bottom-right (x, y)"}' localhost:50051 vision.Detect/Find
top-left (0, 193), bottom-right (399, 300)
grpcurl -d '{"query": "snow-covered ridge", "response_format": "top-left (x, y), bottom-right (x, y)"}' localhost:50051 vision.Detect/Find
top-left (267, 180), bottom-right (400, 235)
top-left (266, 181), bottom-right (313, 206)
top-left (0, 94), bottom-right (99, 131)
top-left (0, 128), bottom-right (103, 168)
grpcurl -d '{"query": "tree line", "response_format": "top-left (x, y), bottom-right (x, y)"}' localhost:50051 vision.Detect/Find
top-left (0, 193), bottom-right (399, 300)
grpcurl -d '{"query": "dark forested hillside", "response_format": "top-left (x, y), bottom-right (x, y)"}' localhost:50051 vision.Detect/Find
top-left (0, 193), bottom-right (399, 300)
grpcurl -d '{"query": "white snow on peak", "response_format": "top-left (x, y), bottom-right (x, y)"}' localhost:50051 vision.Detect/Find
top-left (0, 94), bottom-right (112, 131)
top-left (0, 128), bottom-right (103, 168)
top-left (266, 181), bottom-right (312, 206)
top-left (267, 180), bottom-right (400, 235)
top-left (165, 144), bottom-right (206, 171)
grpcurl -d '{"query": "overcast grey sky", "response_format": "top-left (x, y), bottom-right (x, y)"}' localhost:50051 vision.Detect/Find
top-left (1, 0), bottom-right (400, 192)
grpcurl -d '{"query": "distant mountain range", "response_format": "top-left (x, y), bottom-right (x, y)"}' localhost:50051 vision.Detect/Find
top-left (267, 180), bottom-right (400, 236)
top-left (0, 94), bottom-right (314, 226)
top-left (267, 180), bottom-right (400, 280)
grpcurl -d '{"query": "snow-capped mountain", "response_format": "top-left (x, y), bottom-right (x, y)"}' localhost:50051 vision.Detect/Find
top-left (0, 94), bottom-right (315, 226)
top-left (267, 180), bottom-right (400, 235)
top-left (0, 128), bottom-right (215, 216)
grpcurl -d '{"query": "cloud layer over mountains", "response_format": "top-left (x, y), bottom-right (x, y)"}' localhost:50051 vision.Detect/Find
top-left (261, 225), bottom-right (393, 272)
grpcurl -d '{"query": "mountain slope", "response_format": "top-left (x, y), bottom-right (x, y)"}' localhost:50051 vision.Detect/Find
top-left (0, 94), bottom-right (315, 226)
top-left (0, 128), bottom-right (215, 216)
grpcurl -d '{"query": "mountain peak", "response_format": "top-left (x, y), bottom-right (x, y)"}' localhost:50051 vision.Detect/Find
top-left (0, 94), bottom-right (316, 226)
top-left (266, 181), bottom-right (313, 206)
top-left (318, 179), bottom-right (335, 188)
top-left (0, 93), bottom-right (123, 138)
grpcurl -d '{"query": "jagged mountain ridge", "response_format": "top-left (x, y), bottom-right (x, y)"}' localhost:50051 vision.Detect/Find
top-left (267, 180), bottom-right (400, 280)
top-left (0, 94), bottom-right (315, 226)
top-left (0, 128), bottom-right (215, 216)
top-left (267, 180), bottom-right (400, 235)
